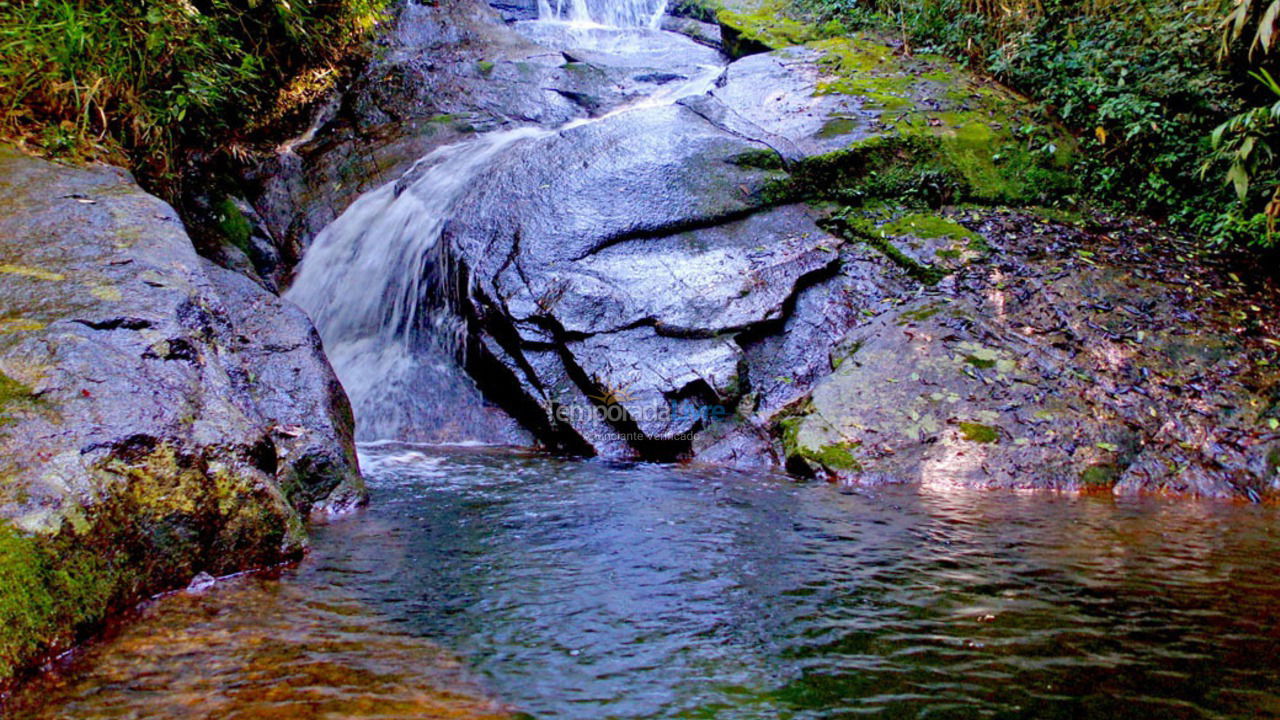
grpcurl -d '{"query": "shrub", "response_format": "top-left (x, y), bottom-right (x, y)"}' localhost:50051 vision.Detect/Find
top-left (795, 0), bottom-right (1280, 249)
top-left (0, 0), bottom-right (387, 199)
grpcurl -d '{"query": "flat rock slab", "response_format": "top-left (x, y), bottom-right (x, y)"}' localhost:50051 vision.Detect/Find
top-left (776, 209), bottom-right (1280, 499)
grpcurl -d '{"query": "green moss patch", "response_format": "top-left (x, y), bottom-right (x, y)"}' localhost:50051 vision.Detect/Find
top-left (0, 370), bottom-right (38, 427)
top-left (717, 1), bottom-right (824, 57)
top-left (768, 134), bottom-right (957, 206)
top-left (214, 197), bottom-right (252, 255)
top-left (801, 34), bottom-right (1077, 204)
top-left (958, 421), bottom-right (999, 443)
top-left (1080, 463), bottom-right (1120, 488)
top-left (964, 354), bottom-right (996, 370)
top-left (898, 302), bottom-right (945, 324)
top-left (804, 442), bottom-right (862, 471)
top-left (820, 208), bottom-right (950, 286)
top-left (811, 35), bottom-right (928, 110)
top-left (881, 213), bottom-right (980, 243)
top-left (779, 414), bottom-right (863, 473)
top-left (0, 441), bottom-right (303, 686)
top-left (0, 520), bottom-right (121, 685)
top-left (729, 148), bottom-right (786, 170)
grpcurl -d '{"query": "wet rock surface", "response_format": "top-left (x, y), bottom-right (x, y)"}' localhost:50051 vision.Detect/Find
top-left (245, 0), bottom-right (722, 276)
top-left (436, 93), bottom-right (852, 453)
top-left (268, 0), bottom-right (1280, 500)
top-left (0, 150), bottom-right (361, 684)
top-left (430, 13), bottom-right (1278, 499)
top-left (773, 209), bottom-right (1280, 499)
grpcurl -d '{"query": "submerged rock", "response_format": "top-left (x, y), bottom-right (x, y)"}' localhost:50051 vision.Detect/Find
top-left (0, 150), bottom-right (362, 686)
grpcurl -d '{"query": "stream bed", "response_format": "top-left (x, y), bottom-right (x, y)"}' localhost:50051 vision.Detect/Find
top-left (10, 445), bottom-right (1280, 719)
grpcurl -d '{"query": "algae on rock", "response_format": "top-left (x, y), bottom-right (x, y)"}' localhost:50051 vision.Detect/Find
top-left (0, 149), bottom-right (362, 686)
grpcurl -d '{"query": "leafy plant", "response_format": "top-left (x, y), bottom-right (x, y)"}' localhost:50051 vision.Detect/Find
top-left (1204, 70), bottom-right (1280, 201)
top-left (794, 0), bottom-right (1280, 248)
top-left (1221, 0), bottom-right (1280, 57)
top-left (0, 0), bottom-right (388, 200)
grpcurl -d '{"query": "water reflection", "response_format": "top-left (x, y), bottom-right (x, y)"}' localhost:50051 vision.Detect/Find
top-left (12, 445), bottom-right (1280, 719)
top-left (331, 447), bottom-right (1280, 719)
top-left (5, 515), bottom-right (512, 719)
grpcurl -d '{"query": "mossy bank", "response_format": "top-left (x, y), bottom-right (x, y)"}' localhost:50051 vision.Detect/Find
top-left (0, 149), bottom-right (362, 689)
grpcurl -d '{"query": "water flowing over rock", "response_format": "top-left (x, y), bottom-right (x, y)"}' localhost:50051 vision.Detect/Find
top-left (279, 0), bottom-right (1280, 500)
top-left (0, 150), bottom-right (362, 684)
top-left (288, 129), bottom-right (545, 444)
top-left (537, 0), bottom-right (667, 27)
top-left (244, 0), bottom-right (710, 278)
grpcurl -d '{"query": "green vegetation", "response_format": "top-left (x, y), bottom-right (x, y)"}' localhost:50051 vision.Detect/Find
top-left (0, 0), bottom-right (388, 199)
top-left (0, 520), bottom-right (119, 685)
top-left (791, 0), bottom-right (1280, 248)
top-left (779, 415), bottom-right (864, 472)
top-left (957, 421), bottom-right (999, 443)
top-left (0, 440), bottom-right (302, 685)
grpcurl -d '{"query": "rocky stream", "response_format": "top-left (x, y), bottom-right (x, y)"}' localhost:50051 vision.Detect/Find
top-left (2, 0), bottom-right (1280, 715)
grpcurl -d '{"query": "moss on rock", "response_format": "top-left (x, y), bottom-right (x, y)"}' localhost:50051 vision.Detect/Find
top-left (1080, 463), bottom-right (1121, 488)
top-left (717, 0), bottom-right (822, 58)
top-left (711, 13), bottom-right (1078, 208)
top-left (779, 413), bottom-right (863, 474)
top-left (882, 213), bottom-right (980, 245)
top-left (0, 370), bottom-right (36, 427)
top-left (214, 197), bottom-right (253, 255)
top-left (0, 440), bottom-right (303, 686)
top-left (805, 442), bottom-right (862, 471)
top-left (958, 421), bottom-right (999, 444)
top-left (820, 208), bottom-right (952, 285)
top-left (729, 148), bottom-right (787, 170)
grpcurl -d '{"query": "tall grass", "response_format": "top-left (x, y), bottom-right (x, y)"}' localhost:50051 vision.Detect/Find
top-left (0, 0), bottom-right (386, 198)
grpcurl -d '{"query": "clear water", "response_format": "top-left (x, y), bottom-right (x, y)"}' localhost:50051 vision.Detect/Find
top-left (15, 446), bottom-right (1280, 719)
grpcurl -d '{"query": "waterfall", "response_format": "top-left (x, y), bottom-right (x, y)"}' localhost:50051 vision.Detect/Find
top-left (286, 0), bottom-right (716, 443)
top-left (286, 129), bottom-right (550, 443)
top-left (537, 0), bottom-right (667, 29)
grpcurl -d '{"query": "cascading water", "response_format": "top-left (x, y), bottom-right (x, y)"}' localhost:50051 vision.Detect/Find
top-left (286, 2), bottom-right (722, 443)
top-left (537, 0), bottom-right (667, 29)
top-left (286, 130), bottom-right (548, 443)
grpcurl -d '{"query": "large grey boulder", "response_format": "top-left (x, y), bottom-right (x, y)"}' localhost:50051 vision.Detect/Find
top-left (426, 39), bottom-right (869, 455)
top-left (0, 150), bottom-right (361, 685)
top-left (430, 33), bottom-right (1280, 501)
top-left (244, 0), bottom-right (724, 280)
